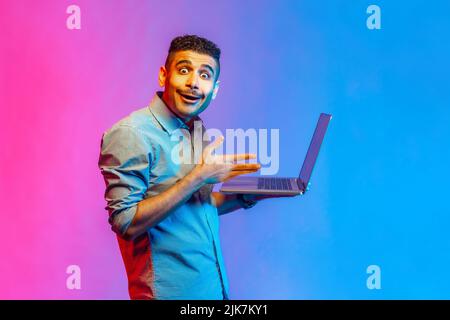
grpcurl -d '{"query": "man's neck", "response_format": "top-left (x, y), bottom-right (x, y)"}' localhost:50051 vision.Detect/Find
top-left (159, 91), bottom-right (194, 125)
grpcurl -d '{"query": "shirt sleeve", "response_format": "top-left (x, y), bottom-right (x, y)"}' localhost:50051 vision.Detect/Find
top-left (98, 125), bottom-right (151, 237)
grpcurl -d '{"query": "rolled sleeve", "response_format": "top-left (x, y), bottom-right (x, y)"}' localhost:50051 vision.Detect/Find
top-left (98, 125), bottom-right (151, 237)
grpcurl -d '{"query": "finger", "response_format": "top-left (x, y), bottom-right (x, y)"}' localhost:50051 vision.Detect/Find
top-left (223, 170), bottom-right (257, 181)
top-left (231, 163), bottom-right (261, 171)
top-left (222, 153), bottom-right (257, 162)
top-left (226, 170), bottom-right (255, 179)
top-left (233, 170), bottom-right (258, 175)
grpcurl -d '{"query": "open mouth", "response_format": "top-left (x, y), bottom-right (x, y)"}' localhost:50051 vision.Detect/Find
top-left (178, 92), bottom-right (202, 103)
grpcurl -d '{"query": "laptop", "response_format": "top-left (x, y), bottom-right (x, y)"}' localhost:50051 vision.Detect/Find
top-left (219, 113), bottom-right (332, 195)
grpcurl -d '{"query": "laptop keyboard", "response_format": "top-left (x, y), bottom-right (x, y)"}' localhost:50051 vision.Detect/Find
top-left (257, 178), bottom-right (293, 190)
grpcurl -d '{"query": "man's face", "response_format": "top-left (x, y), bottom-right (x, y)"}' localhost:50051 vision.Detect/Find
top-left (159, 50), bottom-right (220, 122)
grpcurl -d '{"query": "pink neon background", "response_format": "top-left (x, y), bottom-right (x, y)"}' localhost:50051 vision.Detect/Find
top-left (2, 0), bottom-right (282, 299)
top-left (0, 0), bottom-right (232, 299)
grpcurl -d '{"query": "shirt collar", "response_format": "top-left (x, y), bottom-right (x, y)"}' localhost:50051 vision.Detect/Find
top-left (148, 91), bottom-right (202, 134)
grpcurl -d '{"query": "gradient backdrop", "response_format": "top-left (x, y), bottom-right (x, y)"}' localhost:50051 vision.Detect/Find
top-left (1, 0), bottom-right (450, 299)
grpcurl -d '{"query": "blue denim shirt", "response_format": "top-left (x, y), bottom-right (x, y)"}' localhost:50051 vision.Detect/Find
top-left (98, 92), bottom-right (229, 299)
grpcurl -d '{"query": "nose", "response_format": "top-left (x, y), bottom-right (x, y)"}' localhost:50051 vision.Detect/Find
top-left (186, 72), bottom-right (199, 90)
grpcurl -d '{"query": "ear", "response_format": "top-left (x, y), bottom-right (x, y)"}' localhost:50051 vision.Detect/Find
top-left (158, 66), bottom-right (167, 88)
top-left (212, 80), bottom-right (220, 100)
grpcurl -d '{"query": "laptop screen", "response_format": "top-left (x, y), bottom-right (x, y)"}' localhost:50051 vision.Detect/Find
top-left (298, 113), bottom-right (332, 189)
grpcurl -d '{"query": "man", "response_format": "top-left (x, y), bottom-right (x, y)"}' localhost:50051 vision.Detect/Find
top-left (98, 35), bottom-right (284, 300)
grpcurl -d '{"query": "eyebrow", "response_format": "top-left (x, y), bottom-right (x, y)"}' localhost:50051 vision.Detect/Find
top-left (175, 59), bottom-right (215, 75)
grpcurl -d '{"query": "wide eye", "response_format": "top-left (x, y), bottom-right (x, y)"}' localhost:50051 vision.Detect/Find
top-left (179, 67), bottom-right (189, 74)
top-left (200, 72), bottom-right (210, 80)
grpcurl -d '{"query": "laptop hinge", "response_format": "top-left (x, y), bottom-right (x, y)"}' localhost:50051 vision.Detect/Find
top-left (296, 178), bottom-right (306, 192)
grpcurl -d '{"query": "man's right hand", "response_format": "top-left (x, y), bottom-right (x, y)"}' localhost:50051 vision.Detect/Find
top-left (191, 136), bottom-right (261, 185)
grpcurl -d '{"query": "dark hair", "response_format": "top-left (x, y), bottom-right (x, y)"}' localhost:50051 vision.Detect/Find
top-left (165, 34), bottom-right (221, 79)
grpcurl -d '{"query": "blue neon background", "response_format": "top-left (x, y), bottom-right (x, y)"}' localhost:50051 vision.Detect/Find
top-left (210, 0), bottom-right (450, 299)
